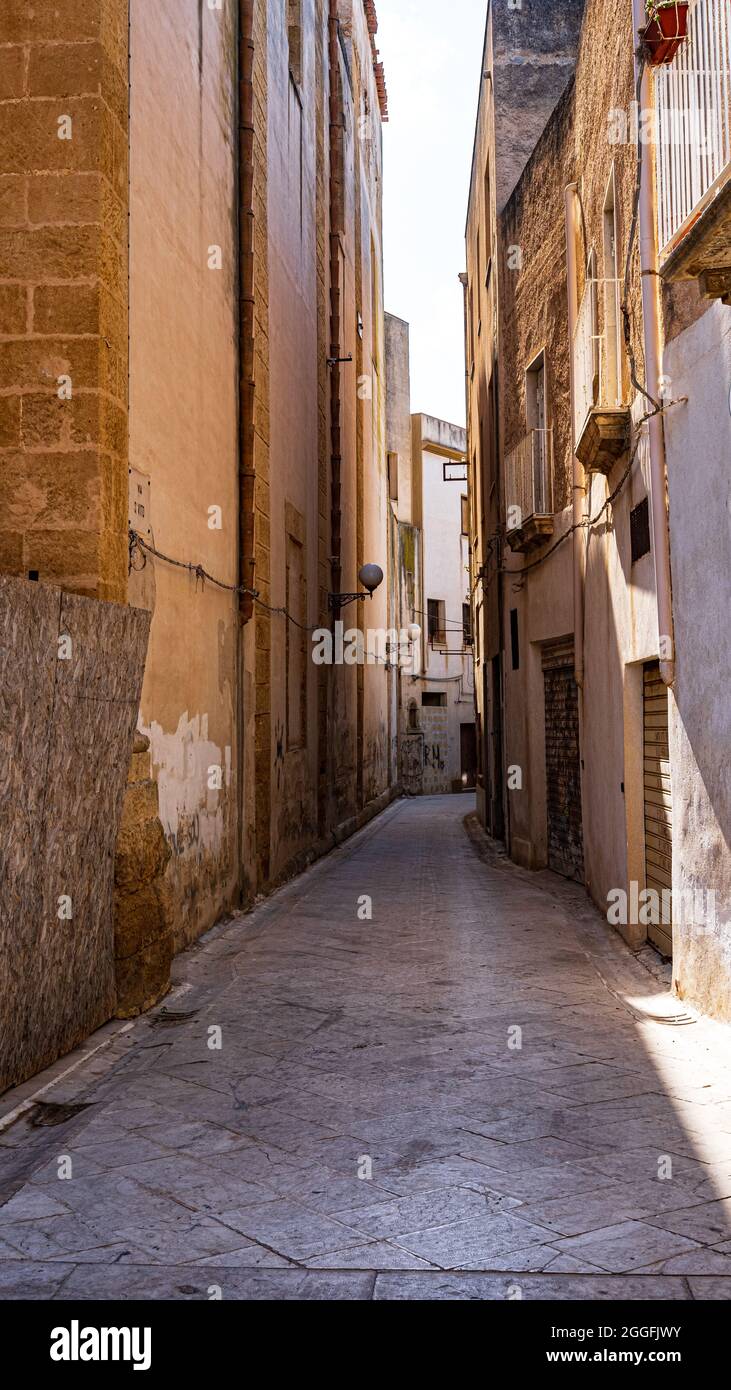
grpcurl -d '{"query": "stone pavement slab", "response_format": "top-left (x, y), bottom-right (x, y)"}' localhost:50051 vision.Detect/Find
top-left (1, 795), bottom-right (731, 1297)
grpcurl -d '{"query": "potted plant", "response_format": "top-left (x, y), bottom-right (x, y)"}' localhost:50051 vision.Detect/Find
top-left (641, 1), bottom-right (690, 66)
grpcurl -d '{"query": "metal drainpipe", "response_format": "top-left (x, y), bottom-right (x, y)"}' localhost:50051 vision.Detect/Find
top-left (564, 183), bottom-right (585, 691)
top-left (238, 0), bottom-right (256, 626)
top-left (632, 0), bottom-right (675, 687)
top-left (328, 0), bottom-right (343, 615)
top-left (236, 0), bottom-right (256, 902)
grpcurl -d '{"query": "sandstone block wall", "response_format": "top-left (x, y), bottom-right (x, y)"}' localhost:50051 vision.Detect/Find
top-left (0, 0), bottom-right (129, 602)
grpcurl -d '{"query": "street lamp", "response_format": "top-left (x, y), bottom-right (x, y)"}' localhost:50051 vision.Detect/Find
top-left (328, 563), bottom-right (384, 611)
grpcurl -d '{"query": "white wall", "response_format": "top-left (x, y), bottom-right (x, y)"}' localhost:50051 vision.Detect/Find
top-left (412, 442), bottom-right (475, 790)
top-left (664, 300), bottom-right (731, 1018)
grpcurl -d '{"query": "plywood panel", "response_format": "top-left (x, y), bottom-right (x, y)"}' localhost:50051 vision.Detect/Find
top-left (0, 578), bottom-right (150, 1093)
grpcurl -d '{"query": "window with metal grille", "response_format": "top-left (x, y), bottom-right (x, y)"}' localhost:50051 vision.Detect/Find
top-left (630, 496), bottom-right (651, 563)
top-left (422, 692), bottom-right (446, 707)
top-left (463, 603), bottom-right (472, 642)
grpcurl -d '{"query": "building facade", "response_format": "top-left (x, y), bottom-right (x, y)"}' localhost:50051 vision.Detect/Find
top-left (465, 0), bottom-right (731, 1019)
top-left (385, 315), bottom-right (475, 796)
top-left (0, 0), bottom-right (392, 1088)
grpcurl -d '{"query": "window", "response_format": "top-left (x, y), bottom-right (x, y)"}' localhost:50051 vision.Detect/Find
top-left (469, 285), bottom-right (475, 374)
top-left (387, 451), bottom-right (399, 502)
top-left (484, 157), bottom-right (492, 265)
top-left (630, 496), bottom-right (651, 563)
top-left (525, 352), bottom-right (551, 515)
top-left (461, 494), bottom-right (469, 536)
top-left (476, 229), bottom-right (482, 335)
top-left (288, 0), bottom-right (302, 85)
top-left (603, 169), bottom-right (622, 407)
top-left (422, 692), bottom-right (447, 708)
top-left (463, 603), bottom-right (472, 643)
top-left (510, 608), bottom-right (520, 671)
top-left (288, 77), bottom-right (303, 235)
top-left (427, 599), bottom-right (446, 645)
top-left (286, 533), bottom-right (307, 748)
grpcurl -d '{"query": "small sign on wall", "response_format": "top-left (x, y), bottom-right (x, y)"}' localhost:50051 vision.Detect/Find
top-left (128, 468), bottom-right (151, 538)
top-left (443, 460), bottom-right (467, 482)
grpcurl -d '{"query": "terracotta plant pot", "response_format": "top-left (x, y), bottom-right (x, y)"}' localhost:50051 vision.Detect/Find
top-left (641, 2), bottom-right (690, 66)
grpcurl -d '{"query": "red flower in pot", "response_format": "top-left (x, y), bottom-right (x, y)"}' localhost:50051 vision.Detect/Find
top-left (641, 1), bottom-right (690, 66)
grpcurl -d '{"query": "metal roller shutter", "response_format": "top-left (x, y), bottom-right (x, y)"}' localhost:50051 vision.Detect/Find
top-left (643, 661), bottom-right (672, 957)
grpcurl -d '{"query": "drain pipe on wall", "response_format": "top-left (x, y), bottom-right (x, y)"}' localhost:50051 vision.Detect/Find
top-left (238, 0), bottom-right (256, 629)
top-left (631, 0), bottom-right (675, 687)
top-left (236, 0), bottom-right (256, 902)
top-left (564, 182), bottom-right (585, 692)
top-left (328, 0), bottom-right (344, 615)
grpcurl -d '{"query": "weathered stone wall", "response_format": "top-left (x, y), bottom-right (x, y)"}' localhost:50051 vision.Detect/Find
top-left (113, 731), bottom-right (172, 1018)
top-left (491, 0), bottom-right (587, 212)
top-left (0, 0), bottom-right (129, 603)
top-left (0, 576), bottom-right (149, 1091)
top-left (494, 0), bottom-right (656, 906)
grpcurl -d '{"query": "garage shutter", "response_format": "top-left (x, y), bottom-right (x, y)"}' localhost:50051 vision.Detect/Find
top-left (643, 662), bottom-right (672, 957)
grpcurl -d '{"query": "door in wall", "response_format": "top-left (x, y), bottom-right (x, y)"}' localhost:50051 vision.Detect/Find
top-left (643, 661), bottom-right (673, 957)
top-left (460, 722), bottom-right (477, 790)
top-left (490, 654), bottom-right (505, 839)
top-left (542, 641), bottom-right (585, 883)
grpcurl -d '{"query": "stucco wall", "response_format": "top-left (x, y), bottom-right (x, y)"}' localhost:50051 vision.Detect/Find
top-left (128, 0), bottom-right (239, 949)
top-left (266, 0), bottom-right (320, 879)
top-left (664, 300), bottom-right (731, 1018)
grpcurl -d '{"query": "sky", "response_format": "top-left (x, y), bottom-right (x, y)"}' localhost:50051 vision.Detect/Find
top-left (378, 0), bottom-right (488, 427)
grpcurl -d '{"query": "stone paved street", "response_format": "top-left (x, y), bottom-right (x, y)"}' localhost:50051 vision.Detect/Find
top-left (2, 796), bottom-right (731, 1301)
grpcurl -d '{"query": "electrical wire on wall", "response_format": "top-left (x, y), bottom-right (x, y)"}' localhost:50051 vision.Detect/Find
top-left (128, 528), bottom-right (401, 665)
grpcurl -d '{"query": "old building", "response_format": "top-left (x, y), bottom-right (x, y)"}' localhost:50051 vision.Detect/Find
top-left (465, 0), bottom-right (731, 1019)
top-left (464, 0), bottom-right (587, 843)
top-left (0, 0), bottom-right (391, 1089)
top-left (385, 313), bottom-right (475, 796)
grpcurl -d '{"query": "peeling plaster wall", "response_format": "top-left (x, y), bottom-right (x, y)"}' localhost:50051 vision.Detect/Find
top-left (127, 0), bottom-right (239, 947)
top-left (663, 301), bottom-right (731, 1019)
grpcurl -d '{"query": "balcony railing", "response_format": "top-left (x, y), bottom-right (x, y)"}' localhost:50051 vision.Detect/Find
top-left (505, 429), bottom-right (553, 551)
top-left (655, 0), bottom-right (731, 253)
top-left (573, 277), bottom-right (624, 439)
top-left (573, 277), bottom-right (630, 473)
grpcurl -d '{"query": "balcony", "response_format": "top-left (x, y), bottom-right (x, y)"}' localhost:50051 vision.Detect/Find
top-left (504, 429), bottom-right (554, 553)
top-left (573, 276), bottom-right (631, 474)
top-left (655, 0), bottom-right (731, 301)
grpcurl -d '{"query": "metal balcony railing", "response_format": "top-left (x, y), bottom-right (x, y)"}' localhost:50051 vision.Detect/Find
top-left (505, 428), bottom-right (553, 530)
top-left (655, 0), bottom-right (731, 252)
top-left (573, 277), bottom-right (624, 445)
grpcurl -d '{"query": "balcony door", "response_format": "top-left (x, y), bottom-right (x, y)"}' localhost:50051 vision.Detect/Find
top-left (526, 353), bottom-right (548, 514)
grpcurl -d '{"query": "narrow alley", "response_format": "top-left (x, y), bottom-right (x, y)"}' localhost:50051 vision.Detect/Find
top-left (1, 0), bottom-right (730, 1336)
top-left (2, 797), bottom-right (730, 1302)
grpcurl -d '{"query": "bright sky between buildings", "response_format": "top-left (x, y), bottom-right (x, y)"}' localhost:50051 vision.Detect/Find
top-left (380, 0), bottom-right (488, 428)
